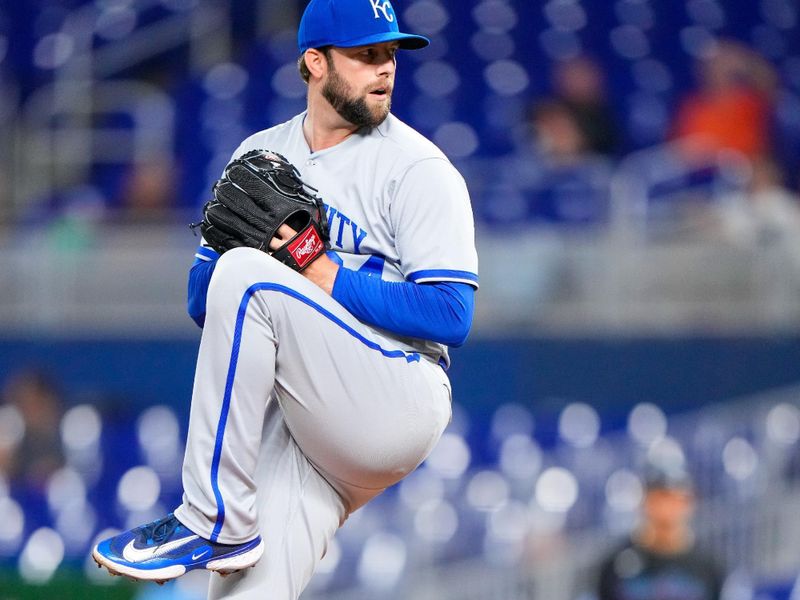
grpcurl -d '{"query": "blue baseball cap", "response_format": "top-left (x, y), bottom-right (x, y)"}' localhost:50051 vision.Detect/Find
top-left (298, 0), bottom-right (430, 53)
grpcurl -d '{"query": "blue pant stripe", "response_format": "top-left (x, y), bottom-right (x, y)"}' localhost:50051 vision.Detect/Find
top-left (209, 282), bottom-right (421, 540)
top-left (208, 286), bottom-right (251, 541)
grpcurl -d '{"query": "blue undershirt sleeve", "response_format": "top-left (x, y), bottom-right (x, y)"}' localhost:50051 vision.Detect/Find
top-left (187, 255), bottom-right (218, 328)
top-left (188, 250), bottom-right (476, 345)
top-left (331, 267), bottom-right (475, 347)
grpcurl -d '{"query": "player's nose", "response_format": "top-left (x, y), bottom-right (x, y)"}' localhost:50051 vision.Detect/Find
top-left (376, 53), bottom-right (396, 78)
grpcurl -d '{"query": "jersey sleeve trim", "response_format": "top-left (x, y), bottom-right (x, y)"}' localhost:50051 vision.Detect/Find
top-left (195, 246), bottom-right (220, 262)
top-left (407, 269), bottom-right (479, 288)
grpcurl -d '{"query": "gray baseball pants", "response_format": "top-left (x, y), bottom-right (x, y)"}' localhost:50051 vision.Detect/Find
top-left (173, 247), bottom-right (451, 599)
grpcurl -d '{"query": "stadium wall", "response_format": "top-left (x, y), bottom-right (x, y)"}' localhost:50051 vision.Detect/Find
top-left (1, 335), bottom-right (798, 430)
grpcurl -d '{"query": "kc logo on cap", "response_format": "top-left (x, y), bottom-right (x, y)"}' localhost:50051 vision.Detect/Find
top-left (298, 0), bottom-right (429, 53)
top-left (369, 0), bottom-right (395, 22)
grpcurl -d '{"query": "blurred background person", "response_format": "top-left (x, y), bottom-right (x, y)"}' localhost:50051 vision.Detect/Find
top-left (595, 461), bottom-right (724, 600)
top-left (0, 369), bottom-right (64, 491)
top-left (480, 98), bottom-right (612, 227)
top-left (671, 39), bottom-right (778, 162)
top-left (551, 55), bottom-right (621, 157)
top-left (529, 98), bottom-right (594, 166)
top-left (117, 159), bottom-right (179, 224)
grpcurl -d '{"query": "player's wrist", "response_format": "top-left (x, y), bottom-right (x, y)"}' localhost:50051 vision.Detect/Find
top-left (302, 254), bottom-right (339, 295)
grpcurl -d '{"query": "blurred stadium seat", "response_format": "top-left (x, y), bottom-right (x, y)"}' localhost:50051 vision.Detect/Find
top-left (2, 374), bottom-right (800, 597)
top-left (2, 0), bottom-right (799, 216)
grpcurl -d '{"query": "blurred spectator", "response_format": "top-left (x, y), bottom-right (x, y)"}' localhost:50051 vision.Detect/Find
top-left (530, 99), bottom-right (591, 166)
top-left (671, 40), bottom-right (778, 161)
top-left (519, 98), bottom-right (612, 224)
top-left (595, 462), bottom-right (724, 600)
top-left (118, 159), bottom-right (179, 223)
top-left (479, 98), bottom-right (611, 227)
top-left (552, 56), bottom-right (620, 156)
top-left (0, 369), bottom-right (64, 490)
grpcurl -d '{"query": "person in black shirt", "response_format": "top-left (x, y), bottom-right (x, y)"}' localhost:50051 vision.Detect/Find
top-left (551, 56), bottom-right (620, 157)
top-left (596, 462), bottom-right (724, 600)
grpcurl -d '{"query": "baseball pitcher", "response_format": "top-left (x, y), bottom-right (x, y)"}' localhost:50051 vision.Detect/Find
top-left (93, 1), bottom-right (479, 597)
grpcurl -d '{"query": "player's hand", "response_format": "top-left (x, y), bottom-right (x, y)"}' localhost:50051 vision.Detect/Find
top-left (270, 225), bottom-right (339, 294)
top-left (268, 224), bottom-right (298, 251)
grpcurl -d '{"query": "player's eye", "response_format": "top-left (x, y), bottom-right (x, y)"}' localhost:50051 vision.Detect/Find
top-left (357, 46), bottom-right (396, 63)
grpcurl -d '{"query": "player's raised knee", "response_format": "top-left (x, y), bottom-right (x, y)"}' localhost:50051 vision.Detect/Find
top-left (215, 247), bottom-right (292, 280)
top-left (207, 248), bottom-right (282, 305)
top-left (216, 246), bottom-right (266, 271)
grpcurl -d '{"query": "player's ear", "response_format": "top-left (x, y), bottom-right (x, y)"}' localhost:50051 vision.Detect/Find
top-left (304, 48), bottom-right (328, 80)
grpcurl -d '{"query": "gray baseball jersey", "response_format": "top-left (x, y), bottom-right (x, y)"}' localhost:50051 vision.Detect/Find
top-left (228, 111), bottom-right (479, 365)
top-left (176, 113), bottom-right (478, 599)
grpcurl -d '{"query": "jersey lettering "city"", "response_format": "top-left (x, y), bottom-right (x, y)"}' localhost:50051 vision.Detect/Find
top-left (324, 204), bottom-right (368, 253)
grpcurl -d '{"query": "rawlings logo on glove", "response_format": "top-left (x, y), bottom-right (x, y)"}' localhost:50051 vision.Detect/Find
top-left (196, 150), bottom-right (330, 272)
top-left (287, 227), bottom-right (326, 268)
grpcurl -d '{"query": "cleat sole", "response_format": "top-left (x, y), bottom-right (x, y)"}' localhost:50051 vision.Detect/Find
top-left (91, 539), bottom-right (263, 583)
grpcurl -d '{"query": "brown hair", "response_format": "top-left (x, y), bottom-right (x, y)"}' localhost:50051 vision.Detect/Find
top-left (297, 46), bottom-right (332, 83)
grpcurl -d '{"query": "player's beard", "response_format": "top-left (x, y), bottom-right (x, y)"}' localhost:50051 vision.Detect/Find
top-left (322, 67), bottom-right (392, 129)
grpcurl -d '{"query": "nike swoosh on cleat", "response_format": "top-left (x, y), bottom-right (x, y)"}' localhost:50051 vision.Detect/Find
top-left (122, 535), bottom-right (200, 563)
top-left (192, 549), bottom-right (210, 561)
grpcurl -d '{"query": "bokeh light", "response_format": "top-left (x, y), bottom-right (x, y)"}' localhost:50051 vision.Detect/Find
top-left (433, 122), bottom-right (480, 159)
top-left (466, 470), bottom-right (509, 512)
top-left (425, 432), bottom-right (471, 479)
top-left (204, 63), bottom-right (249, 100)
top-left (535, 467), bottom-right (579, 513)
top-left (136, 405), bottom-right (182, 478)
top-left (543, 0), bottom-right (587, 32)
top-left (403, 0), bottom-right (450, 36)
top-left (605, 469), bottom-right (644, 512)
top-left (472, 1), bottom-right (518, 33)
top-left (0, 405), bottom-right (25, 453)
top-left (94, 5), bottom-right (137, 40)
top-left (33, 32), bottom-right (75, 69)
top-left (56, 501), bottom-right (97, 552)
top-left (0, 497), bottom-right (25, 553)
top-left (723, 437), bottom-right (759, 481)
top-left (491, 403), bottom-right (535, 442)
top-left (610, 25), bottom-right (651, 60)
top-left (19, 528), bottom-right (64, 584)
top-left (558, 402), bottom-right (600, 448)
top-left (60, 404), bottom-right (102, 454)
top-left (627, 402), bottom-right (667, 447)
top-left (117, 465), bottom-right (161, 512)
top-left (399, 467), bottom-right (445, 508)
top-left (272, 62), bottom-right (307, 100)
top-left (498, 434), bottom-right (542, 481)
top-left (413, 61), bottom-right (461, 97)
top-left (414, 499), bottom-right (459, 543)
top-left (686, 0), bottom-right (726, 29)
top-left (765, 403), bottom-right (800, 445)
top-left (357, 532), bottom-right (407, 590)
top-left (484, 59), bottom-right (530, 96)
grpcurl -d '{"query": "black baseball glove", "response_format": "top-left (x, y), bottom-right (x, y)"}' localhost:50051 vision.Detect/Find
top-left (197, 149), bottom-right (330, 271)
